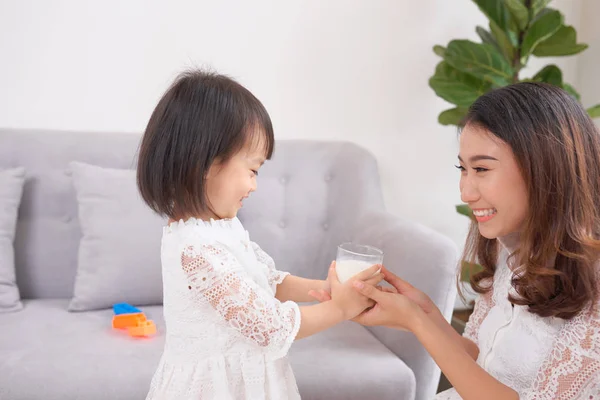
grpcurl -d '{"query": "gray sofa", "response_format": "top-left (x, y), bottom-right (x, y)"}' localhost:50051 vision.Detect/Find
top-left (0, 129), bottom-right (458, 400)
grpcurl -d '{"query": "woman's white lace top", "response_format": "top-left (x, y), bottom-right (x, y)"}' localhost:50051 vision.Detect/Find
top-left (437, 237), bottom-right (600, 399)
top-left (146, 217), bottom-right (302, 400)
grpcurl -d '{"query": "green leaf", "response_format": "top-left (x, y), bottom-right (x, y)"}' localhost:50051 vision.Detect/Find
top-left (505, 0), bottom-right (529, 31)
top-left (461, 260), bottom-right (484, 282)
top-left (438, 107), bottom-right (469, 126)
top-left (521, 9), bottom-right (563, 62)
top-left (587, 104), bottom-right (600, 119)
top-left (472, 0), bottom-right (512, 32)
top-left (531, 0), bottom-right (553, 17)
top-left (456, 204), bottom-right (474, 219)
top-left (531, 64), bottom-right (563, 86)
top-left (444, 40), bottom-right (513, 87)
top-left (489, 20), bottom-right (515, 61)
top-left (476, 26), bottom-right (499, 48)
top-left (429, 62), bottom-right (492, 107)
top-left (433, 45), bottom-right (447, 57)
top-left (531, 7), bottom-right (552, 24)
top-left (533, 25), bottom-right (588, 57)
top-left (562, 83), bottom-right (581, 101)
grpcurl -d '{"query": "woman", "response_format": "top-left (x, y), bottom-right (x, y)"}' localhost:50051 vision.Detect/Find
top-left (313, 82), bottom-right (600, 399)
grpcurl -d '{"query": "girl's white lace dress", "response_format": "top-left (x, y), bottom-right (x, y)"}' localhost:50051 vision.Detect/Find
top-left (146, 217), bottom-right (302, 400)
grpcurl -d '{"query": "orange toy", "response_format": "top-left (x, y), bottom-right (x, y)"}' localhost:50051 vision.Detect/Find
top-left (128, 320), bottom-right (157, 337)
top-left (112, 312), bottom-right (156, 337)
top-left (112, 312), bottom-right (146, 329)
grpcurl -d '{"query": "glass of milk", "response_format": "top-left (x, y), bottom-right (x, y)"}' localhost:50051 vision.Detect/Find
top-left (335, 242), bottom-right (384, 283)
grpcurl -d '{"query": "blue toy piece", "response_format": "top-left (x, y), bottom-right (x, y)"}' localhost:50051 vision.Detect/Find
top-left (113, 303), bottom-right (142, 315)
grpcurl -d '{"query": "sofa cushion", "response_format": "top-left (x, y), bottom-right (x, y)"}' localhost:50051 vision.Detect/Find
top-left (68, 161), bottom-right (166, 311)
top-left (292, 317), bottom-right (416, 400)
top-left (0, 167), bottom-right (26, 313)
top-left (0, 300), bottom-right (415, 400)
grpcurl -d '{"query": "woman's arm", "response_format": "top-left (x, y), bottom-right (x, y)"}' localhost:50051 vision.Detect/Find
top-left (308, 268), bottom-right (480, 360)
top-left (412, 311), bottom-right (517, 400)
top-left (382, 266), bottom-right (481, 360)
top-left (319, 266), bottom-right (480, 360)
top-left (522, 305), bottom-right (600, 399)
top-left (428, 308), bottom-right (480, 361)
top-left (353, 281), bottom-right (517, 400)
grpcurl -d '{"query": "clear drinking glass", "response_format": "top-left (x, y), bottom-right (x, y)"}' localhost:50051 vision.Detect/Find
top-left (335, 242), bottom-right (384, 283)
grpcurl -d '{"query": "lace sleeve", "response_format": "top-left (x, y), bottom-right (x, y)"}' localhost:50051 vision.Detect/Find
top-left (250, 241), bottom-right (290, 292)
top-left (524, 305), bottom-right (600, 399)
top-left (463, 290), bottom-right (495, 345)
top-left (181, 242), bottom-right (300, 360)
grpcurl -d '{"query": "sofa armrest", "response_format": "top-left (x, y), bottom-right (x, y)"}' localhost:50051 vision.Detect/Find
top-left (352, 210), bottom-right (459, 400)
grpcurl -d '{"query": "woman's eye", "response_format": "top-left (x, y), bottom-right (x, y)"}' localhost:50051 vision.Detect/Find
top-left (251, 170), bottom-right (259, 176)
top-left (474, 167), bottom-right (489, 173)
top-left (454, 165), bottom-right (466, 172)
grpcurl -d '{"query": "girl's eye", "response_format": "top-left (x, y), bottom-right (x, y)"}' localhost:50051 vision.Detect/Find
top-left (251, 170), bottom-right (259, 176)
top-left (474, 167), bottom-right (488, 173)
top-left (455, 165), bottom-right (465, 172)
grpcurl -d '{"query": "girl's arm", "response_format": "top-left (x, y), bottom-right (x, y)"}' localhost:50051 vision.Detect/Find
top-left (276, 275), bottom-right (328, 303)
top-left (250, 241), bottom-right (329, 303)
top-left (183, 240), bottom-right (381, 357)
top-left (295, 263), bottom-right (382, 339)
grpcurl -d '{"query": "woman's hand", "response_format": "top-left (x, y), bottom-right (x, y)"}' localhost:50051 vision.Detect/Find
top-left (378, 266), bottom-right (438, 315)
top-left (310, 266), bottom-right (439, 319)
top-left (351, 280), bottom-right (425, 331)
top-left (310, 267), bottom-right (435, 311)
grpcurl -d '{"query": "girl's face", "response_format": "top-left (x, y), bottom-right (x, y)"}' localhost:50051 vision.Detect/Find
top-left (458, 125), bottom-right (529, 239)
top-left (203, 141), bottom-right (266, 220)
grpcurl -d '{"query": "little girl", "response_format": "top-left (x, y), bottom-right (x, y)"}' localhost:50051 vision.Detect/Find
top-left (137, 70), bottom-right (382, 399)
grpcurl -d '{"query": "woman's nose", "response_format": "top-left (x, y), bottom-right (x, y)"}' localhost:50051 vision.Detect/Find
top-left (460, 176), bottom-right (479, 204)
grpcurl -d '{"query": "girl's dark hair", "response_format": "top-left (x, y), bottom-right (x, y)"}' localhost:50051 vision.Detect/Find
top-left (137, 69), bottom-right (274, 220)
top-left (461, 82), bottom-right (600, 319)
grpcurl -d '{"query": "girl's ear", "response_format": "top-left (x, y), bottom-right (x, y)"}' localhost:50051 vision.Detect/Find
top-left (206, 157), bottom-right (223, 180)
top-left (206, 164), bottom-right (216, 180)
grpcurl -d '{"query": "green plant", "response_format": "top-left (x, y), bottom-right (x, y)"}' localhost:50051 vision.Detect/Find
top-left (429, 0), bottom-right (600, 127)
top-left (430, 0), bottom-right (600, 282)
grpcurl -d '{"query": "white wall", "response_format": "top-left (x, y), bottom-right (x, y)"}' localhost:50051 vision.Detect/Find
top-left (0, 0), bottom-right (593, 254)
top-left (577, 0), bottom-right (600, 120)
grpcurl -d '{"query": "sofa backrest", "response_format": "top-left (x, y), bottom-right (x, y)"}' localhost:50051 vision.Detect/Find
top-left (0, 129), bottom-right (384, 299)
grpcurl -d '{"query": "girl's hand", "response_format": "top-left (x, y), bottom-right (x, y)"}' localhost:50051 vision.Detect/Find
top-left (308, 281), bottom-right (396, 302)
top-left (310, 279), bottom-right (330, 301)
top-left (326, 261), bottom-right (383, 320)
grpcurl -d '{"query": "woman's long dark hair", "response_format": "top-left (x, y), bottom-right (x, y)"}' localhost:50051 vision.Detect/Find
top-left (461, 82), bottom-right (600, 319)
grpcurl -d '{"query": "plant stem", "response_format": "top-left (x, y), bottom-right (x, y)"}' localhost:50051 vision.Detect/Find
top-left (513, 33), bottom-right (523, 83)
top-left (513, 0), bottom-right (532, 83)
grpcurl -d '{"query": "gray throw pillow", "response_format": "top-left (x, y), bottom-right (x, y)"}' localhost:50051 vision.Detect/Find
top-left (68, 161), bottom-right (166, 311)
top-left (0, 167), bottom-right (26, 313)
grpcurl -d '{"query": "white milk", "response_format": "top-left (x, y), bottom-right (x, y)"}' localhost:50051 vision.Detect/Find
top-left (336, 259), bottom-right (376, 283)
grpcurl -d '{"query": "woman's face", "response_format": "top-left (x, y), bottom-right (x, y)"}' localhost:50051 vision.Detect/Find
top-left (458, 125), bottom-right (529, 239)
